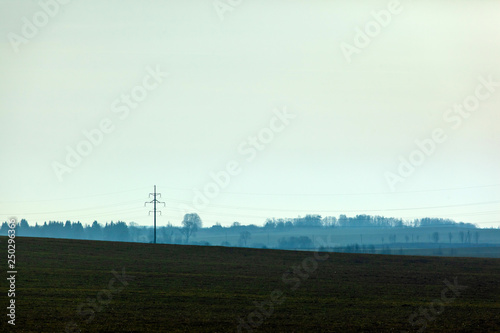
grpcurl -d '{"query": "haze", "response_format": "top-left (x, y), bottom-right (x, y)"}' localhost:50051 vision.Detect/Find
top-left (1, 0), bottom-right (499, 228)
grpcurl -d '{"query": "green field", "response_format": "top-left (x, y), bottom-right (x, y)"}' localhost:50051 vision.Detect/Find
top-left (2, 236), bottom-right (500, 332)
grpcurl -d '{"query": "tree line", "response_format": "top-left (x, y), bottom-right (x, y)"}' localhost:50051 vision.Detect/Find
top-left (1, 214), bottom-right (476, 244)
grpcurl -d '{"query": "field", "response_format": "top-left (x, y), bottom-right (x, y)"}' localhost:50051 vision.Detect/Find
top-left (194, 226), bottom-right (500, 250)
top-left (2, 236), bottom-right (500, 332)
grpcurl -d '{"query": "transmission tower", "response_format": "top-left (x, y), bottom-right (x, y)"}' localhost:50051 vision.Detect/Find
top-left (144, 185), bottom-right (165, 244)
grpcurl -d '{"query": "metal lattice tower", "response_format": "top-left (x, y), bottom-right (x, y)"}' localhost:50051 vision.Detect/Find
top-left (144, 185), bottom-right (165, 244)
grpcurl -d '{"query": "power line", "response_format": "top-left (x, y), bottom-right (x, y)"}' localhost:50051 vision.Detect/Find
top-left (157, 183), bottom-right (500, 197)
top-left (0, 186), bottom-right (151, 204)
top-left (162, 196), bottom-right (500, 214)
top-left (7, 196), bottom-right (499, 224)
top-left (3, 182), bottom-right (497, 205)
top-left (5, 199), bottom-right (141, 216)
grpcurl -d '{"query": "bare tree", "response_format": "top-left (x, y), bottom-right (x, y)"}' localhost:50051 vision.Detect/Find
top-left (239, 231), bottom-right (251, 247)
top-left (448, 232), bottom-right (453, 244)
top-left (432, 232), bottom-right (439, 243)
top-left (181, 213), bottom-right (202, 244)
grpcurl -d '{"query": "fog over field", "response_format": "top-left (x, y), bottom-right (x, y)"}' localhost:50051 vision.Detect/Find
top-left (1, 0), bottom-right (499, 230)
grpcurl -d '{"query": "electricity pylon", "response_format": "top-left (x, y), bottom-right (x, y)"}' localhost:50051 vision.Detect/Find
top-left (145, 185), bottom-right (165, 244)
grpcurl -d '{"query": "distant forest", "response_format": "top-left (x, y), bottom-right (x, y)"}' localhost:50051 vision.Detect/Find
top-left (2, 214), bottom-right (477, 244)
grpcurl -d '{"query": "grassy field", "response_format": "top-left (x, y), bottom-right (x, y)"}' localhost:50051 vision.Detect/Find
top-left (2, 236), bottom-right (500, 332)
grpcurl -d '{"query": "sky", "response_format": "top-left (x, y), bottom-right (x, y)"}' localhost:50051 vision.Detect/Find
top-left (1, 0), bottom-right (499, 228)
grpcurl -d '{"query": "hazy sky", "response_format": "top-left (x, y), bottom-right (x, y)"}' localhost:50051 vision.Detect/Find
top-left (1, 0), bottom-right (499, 228)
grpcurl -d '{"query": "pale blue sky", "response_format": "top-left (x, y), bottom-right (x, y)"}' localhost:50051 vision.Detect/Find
top-left (1, 0), bottom-right (499, 228)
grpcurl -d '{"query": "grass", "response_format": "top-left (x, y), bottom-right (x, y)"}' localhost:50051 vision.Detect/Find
top-left (2, 236), bottom-right (500, 332)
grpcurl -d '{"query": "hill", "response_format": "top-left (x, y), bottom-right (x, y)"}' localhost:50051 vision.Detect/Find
top-left (2, 236), bottom-right (500, 332)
